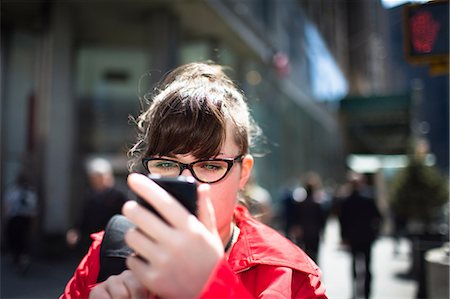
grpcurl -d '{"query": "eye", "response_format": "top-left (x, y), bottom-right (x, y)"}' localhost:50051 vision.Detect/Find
top-left (157, 161), bottom-right (178, 168)
top-left (149, 160), bottom-right (179, 170)
top-left (196, 161), bottom-right (227, 172)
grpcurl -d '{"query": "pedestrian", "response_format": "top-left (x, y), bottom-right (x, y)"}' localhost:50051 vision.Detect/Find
top-left (4, 172), bottom-right (38, 274)
top-left (281, 179), bottom-right (304, 239)
top-left (243, 175), bottom-right (273, 225)
top-left (66, 157), bottom-right (128, 253)
top-left (286, 172), bottom-right (326, 263)
top-left (339, 171), bottom-right (381, 299)
top-left (295, 173), bottom-right (326, 262)
top-left (61, 62), bottom-right (327, 298)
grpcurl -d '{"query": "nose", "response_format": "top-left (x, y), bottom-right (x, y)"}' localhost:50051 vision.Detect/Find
top-left (180, 168), bottom-right (194, 178)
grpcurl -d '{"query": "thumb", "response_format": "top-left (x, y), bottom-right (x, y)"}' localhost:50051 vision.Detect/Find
top-left (197, 184), bottom-right (218, 236)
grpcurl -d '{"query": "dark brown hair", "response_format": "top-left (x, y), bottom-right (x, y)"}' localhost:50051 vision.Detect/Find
top-left (128, 62), bottom-right (261, 171)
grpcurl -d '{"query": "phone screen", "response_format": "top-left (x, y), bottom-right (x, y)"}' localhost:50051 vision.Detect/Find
top-left (137, 175), bottom-right (198, 217)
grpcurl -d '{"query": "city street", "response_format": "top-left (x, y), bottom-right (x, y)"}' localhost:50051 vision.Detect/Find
top-left (1, 1), bottom-right (447, 298)
top-left (1, 217), bottom-right (417, 299)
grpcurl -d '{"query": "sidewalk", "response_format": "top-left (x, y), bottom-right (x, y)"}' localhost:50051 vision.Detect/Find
top-left (319, 217), bottom-right (417, 299)
top-left (1, 252), bottom-right (79, 299)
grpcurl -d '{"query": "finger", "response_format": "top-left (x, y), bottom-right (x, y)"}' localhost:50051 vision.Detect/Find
top-left (127, 173), bottom-right (192, 227)
top-left (89, 285), bottom-right (111, 299)
top-left (125, 228), bottom-right (164, 265)
top-left (122, 200), bottom-right (173, 245)
top-left (122, 270), bottom-right (148, 299)
top-left (197, 184), bottom-right (217, 234)
top-left (103, 276), bottom-right (130, 299)
top-left (126, 255), bottom-right (158, 294)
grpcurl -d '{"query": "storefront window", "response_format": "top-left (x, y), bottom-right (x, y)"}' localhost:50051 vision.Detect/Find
top-left (76, 47), bottom-right (149, 157)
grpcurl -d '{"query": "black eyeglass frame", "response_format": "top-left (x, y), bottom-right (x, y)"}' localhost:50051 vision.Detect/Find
top-left (142, 155), bottom-right (244, 184)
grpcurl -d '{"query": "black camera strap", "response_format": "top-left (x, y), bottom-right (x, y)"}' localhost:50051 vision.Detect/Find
top-left (224, 224), bottom-right (238, 252)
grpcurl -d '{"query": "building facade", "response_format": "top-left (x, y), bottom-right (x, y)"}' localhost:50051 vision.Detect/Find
top-left (1, 0), bottom-right (347, 243)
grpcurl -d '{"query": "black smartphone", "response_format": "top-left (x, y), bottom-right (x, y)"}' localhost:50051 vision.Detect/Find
top-left (137, 175), bottom-right (198, 218)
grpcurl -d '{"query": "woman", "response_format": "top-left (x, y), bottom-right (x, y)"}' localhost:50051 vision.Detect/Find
top-left (61, 62), bottom-right (327, 298)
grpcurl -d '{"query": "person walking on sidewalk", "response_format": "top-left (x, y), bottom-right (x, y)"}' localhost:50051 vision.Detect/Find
top-left (66, 158), bottom-right (128, 254)
top-left (339, 172), bottom-right (381, 299)
top-left (4, 172), bottom-right (38, 274)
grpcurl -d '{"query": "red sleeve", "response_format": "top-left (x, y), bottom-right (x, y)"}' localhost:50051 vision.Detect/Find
top-left (239, 264), bottom-right (327, 298)
top-left (293, 270), bottom-right (327, 299)
top-left (200, 258), bottom-right (327, 299)
top-left (59, 232), bottom-right (104, 299)
top-left (198, 256), bottom-right (253, 298)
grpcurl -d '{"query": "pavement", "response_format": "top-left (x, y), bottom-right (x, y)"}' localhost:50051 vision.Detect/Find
top-left (1, 252), bottom-right (80, 299)
top-left (319, 217), bottom-right (417, 299)
top-left (1, 217), bottom-right (418, 299)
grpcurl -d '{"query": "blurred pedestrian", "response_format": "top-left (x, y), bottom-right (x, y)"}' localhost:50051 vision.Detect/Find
top-left (339, 171), bottom-right (381, 299)
top-left (289, 172), bottom-right (326, 262)
top-left (243, 175), bottom-right (273, 225)
top-left (391, 211), bottom-right (407, 256)
top-left (4, 172), bottom-right (38, 274)
top-left (280, 179), bottom-right (302, 239)
top-left (66, 157), bottom-right (128, 253)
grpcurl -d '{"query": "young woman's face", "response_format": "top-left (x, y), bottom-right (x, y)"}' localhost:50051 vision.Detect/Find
top-left (159, 122), bottom-right (253, 241)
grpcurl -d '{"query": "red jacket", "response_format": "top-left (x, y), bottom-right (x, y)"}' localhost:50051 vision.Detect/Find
top-left (61, 206), bottom-right (327, 298)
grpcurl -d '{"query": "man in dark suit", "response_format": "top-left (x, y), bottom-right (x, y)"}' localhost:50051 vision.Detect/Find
top-left (339, 172), bottom-right (382, 299)
top-left (66, 158), bottom-right (128, 253)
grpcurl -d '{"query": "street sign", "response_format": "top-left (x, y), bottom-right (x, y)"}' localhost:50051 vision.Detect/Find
top-left (403, 0), bottom-right (449, 74)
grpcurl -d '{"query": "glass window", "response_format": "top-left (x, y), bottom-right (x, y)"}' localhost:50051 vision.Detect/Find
top-left (76, 47), bottom-right (149, 154)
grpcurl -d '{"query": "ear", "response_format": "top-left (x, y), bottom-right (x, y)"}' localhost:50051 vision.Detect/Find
top-left (239, 154), bottom-right (254, 189)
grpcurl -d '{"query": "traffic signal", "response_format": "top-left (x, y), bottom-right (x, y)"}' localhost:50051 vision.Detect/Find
top-left (403, 0), bottom-right (449, 72)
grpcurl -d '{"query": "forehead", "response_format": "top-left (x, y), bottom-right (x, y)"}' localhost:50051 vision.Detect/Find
top-left (169, 121), bottom-right (240, 160)
top-left (145, 86), bottom-right (249, 157)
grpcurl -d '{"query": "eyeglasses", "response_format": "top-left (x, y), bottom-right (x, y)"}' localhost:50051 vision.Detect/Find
top-left (142, 155), bottom-right (244, 184)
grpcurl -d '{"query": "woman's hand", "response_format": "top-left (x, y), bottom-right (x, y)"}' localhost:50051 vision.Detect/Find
top-left (89, 270), bottom-right (148, 299)
top-left (122, 173), bottom-right (224, 299)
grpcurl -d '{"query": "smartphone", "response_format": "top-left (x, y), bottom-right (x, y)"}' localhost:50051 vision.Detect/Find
top-left (137, 175), bottom-right (198, 218)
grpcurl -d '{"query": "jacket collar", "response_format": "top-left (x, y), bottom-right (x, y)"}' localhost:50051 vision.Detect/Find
top-left (228, 205), bottom-right (320, 276)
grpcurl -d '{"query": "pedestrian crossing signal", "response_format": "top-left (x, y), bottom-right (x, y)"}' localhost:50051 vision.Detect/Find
top-left (403, 0), bottom-right (449, 74)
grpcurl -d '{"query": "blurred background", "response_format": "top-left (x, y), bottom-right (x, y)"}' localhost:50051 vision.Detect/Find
top-left (1, 0), bottom-right (448, 298)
